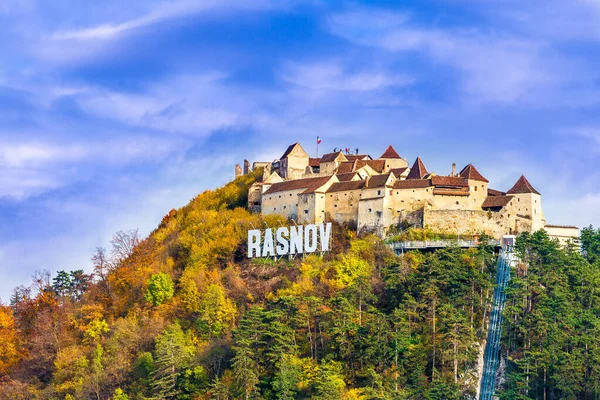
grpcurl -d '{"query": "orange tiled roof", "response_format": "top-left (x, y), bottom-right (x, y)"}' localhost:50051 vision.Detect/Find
top-left (393, 179), bottom-right (432, 189)
top-left (482, 195), bottom-right (513, 208)
top-left (379, 145), bottom-right (401, 159)
top-left (263, 176), bottom-right (332, 195)
top-left (366, 173), bottom-right (393, 188)
top-left (320, 151), bottom-right (346, 163)
top-left (406, 157), bottom-right (429, 180)
top-left (356, 159), bottom-right (386, 173)
top-left (309, 158), bottom-right (320, 167)
top-left (487, 188), bottom-right (506, 196)
top-left (389, 167), bottom-right (408, 177)
top-left (337, 161), bottom-right (356, 174)
top-left (327, 180), bottom-right (366, 193)
top-left (459, 164), bottom-right (489, 183)
top-left (507, 175), bottom-right (540, 195)
top-left (335, 172), bottom-right (359, 181)
top-left (431, 176), bottom-right (469, 188)
top-left (345, 154), bottom-right (370, 161)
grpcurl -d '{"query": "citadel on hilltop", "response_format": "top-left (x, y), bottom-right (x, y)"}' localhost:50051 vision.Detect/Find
top-left (237, 143), bottom-right (579, 243)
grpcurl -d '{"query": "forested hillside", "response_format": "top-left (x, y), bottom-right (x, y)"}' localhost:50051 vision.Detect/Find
top-left (0, 170), bottom-right (598, 400)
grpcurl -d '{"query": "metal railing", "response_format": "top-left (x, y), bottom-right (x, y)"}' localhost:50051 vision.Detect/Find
top-left (479, 250), bottom-right (514, 400)
top-left (389, 239), bottom-right (500, 253)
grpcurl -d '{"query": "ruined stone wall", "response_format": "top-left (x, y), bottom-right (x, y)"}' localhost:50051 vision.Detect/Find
top-left (422, 209), bottom-right (535, 238)
top-left (424, 209), bottom-right (507, 238)
top-left (248, 182), bottom-right (262, 213)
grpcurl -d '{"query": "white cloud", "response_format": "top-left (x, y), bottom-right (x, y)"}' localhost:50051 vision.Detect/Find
top-left (49, 0), bottom-right (277, 41)
top-left (75, 75), bottom-right (240, 135)
top-left (327, 8), bottom-right (600, 105)
top-left (282, 62), bottom-right (414, 92)
top-left (0, 136), bottom-right (186, 200)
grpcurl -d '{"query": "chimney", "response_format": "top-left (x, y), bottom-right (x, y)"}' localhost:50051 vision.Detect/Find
top-left (235, 164), bottom-right (242, 178)
top-left (243, 159), bottom-right (250, 175)
top-left (451, 163), bottom-right (456, 177)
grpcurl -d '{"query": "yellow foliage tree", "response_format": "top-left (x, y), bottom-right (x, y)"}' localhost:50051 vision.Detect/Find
top-left (0, 305), bottom-right (20, 376)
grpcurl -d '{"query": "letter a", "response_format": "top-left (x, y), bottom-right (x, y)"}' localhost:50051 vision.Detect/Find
top-left (262, 228), bottom-right (275, 257)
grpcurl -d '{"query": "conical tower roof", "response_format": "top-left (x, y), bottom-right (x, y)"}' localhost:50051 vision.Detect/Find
top-left (507, 175), bottom-right (540, 195)
top-left (379, 145), bottom-right (401, 159)
top-left (459, 163), bottom-right (489, 183)
top-left (406, 157), bottom-right (429, 180)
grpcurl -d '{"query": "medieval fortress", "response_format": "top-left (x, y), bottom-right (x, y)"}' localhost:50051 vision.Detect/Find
top-left (238, 143), bottom-right (579, 243)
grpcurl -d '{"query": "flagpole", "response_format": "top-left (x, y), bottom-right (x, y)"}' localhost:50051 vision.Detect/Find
top-left (316, 136), bottom-right (319, 158)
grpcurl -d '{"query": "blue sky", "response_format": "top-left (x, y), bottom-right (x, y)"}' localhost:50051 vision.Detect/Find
top-left (1, 0), bottom-right (599, 299)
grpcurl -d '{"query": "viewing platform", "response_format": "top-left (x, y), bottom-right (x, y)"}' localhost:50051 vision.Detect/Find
top-left (389, 238), bottom-right (501, 254)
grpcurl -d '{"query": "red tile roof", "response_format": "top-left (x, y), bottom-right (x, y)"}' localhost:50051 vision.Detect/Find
top-left (320, 151), bottom-right (346, 163)
top-left (393, 179), bottom-right (432, 189)
top-left (366, 173), bottom-right (392, 188)
top-left (345, 155), bottom-right (370, 161)
top-left (482, 195), bottom-right (513, 208)
top-left (459, 164), bottom-right (489, 183)
top-left (545, 224), bottom-right (579, 229)
top-left (379, 145), bottom-right (401, 159)
top-left (389, 167), bottom-right (408, 177)
top-left (327, 180), bottom-right (366, 193)
top-left (487, 188), bottom-right (506, 196)
top-left (335, 172), bottom-right (359, 181)
top-left (309, 158), bottom-right (320, 167)
top-left (507, 175), bottom-right (540, 195)
top-left (263, 176), bottom-right (332, 195)
top-left (337, 161), bottom-right (356, 174)
top-left (356, 159), bottom-right (386, 173)
top-left (431, 176), bottom-right (469, 188)
top-left (406, 157), bottom-right (429, 180)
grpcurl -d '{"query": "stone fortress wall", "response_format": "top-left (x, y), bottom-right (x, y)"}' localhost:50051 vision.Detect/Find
top-left (239, 142), bottom-right (580, 243)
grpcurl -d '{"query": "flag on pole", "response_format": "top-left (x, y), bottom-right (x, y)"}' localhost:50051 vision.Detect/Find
top-left (317, 136), bottom-right (322, 144)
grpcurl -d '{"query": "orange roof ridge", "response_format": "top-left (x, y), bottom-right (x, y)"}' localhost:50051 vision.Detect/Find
top-left (507, 175), bottom-right (540, 195)
top-left (379, 145), bottom-right (401, 159)
top-left (406, 157), bottom-right (429, 180)
top-left (459, 163), bottom-right (489, 183)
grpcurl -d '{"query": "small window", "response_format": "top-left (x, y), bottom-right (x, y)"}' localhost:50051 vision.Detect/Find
top-left (283, 206), bottom-right (286, 209)
top-left (344, 193), bottom-right (347, 196)
top-left (350, 204), bottom-right (353, 207)
top-left (304, 210), bottom-right (309, 214)
top-left (274, 207), bottom-right (277, 211)
top-left (368, 208), bottom-right (372, 213)
top-left (456, 201), bottom-right (459, 205)
top-left (279, 195), bottom-right (281, 198)
top-left (290, 193), bottom-right (292, 197)
top-left (376, 211), bottom-right (382, 218)
top-left (334, 204), bottom-right (337, 208)
top-left (377, 190), bottom-right (381, 196)
top-left (474, 186), bottom-right (478, 191)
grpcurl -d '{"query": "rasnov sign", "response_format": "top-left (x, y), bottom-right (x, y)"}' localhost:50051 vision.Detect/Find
top-left (248, 223), bottom-right (332, 258)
